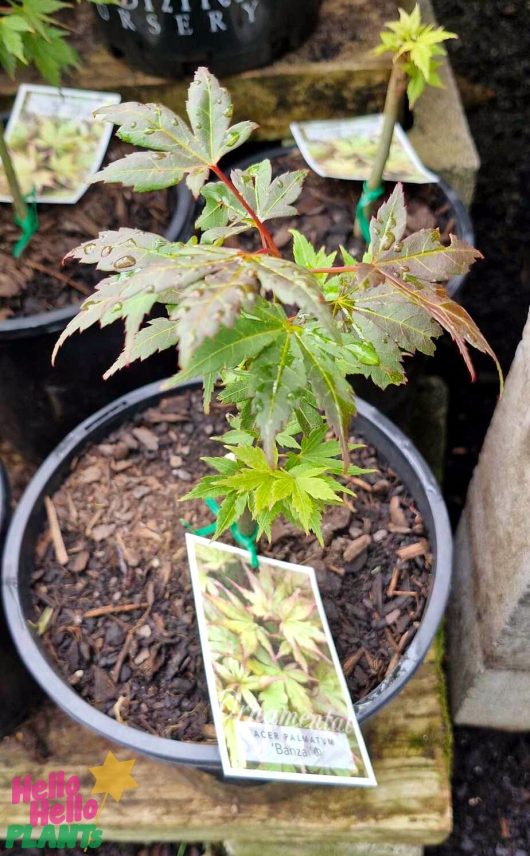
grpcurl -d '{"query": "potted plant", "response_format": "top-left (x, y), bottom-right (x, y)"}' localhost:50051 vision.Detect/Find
top-left (2, 68), bottom-right (499, 768)
top-left (94, 0), bottom-right (323, 79)
top-left (0, 0), bottom-right (195, 461)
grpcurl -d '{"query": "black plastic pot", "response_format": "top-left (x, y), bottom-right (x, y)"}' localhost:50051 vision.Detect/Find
top-left (2, 379), bottom-right (452, 770)
top-left (95, 0), bottom-right (323, 79)
top-left (0, 460), bottom-right (41, 736)
top-left (0, 183), bottom-right (195, 463)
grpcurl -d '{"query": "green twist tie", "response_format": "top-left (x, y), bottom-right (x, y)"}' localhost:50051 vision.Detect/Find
top-left (13, 189), bottom-right (39, 258)
top-left (181, 497), bottom-right (259, 569)
top-left (356, 181), bottom-right (385, 243)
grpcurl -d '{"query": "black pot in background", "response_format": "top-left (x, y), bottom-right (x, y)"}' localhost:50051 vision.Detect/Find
top-left (95, 0), bottom-right (323, 79)
top-left (2, 379), bottom-right (452, 770)
top-left (0, 460), bottom-right (41, 737)
top-left (0, 183), bottom-right (195, 463)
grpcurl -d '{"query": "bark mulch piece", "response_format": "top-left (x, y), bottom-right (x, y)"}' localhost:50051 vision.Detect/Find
top-left (30, 388), bottom-right (432, 744)
top-left (0, 141), bottom-right (173, 320)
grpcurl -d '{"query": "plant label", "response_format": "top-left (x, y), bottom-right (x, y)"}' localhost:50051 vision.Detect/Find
top-left (0, 84), bottom-right (121, 205)
top-left (186, 533), bottom-right (377, 786)
top-left (291, 115), bottom-right (439, 184)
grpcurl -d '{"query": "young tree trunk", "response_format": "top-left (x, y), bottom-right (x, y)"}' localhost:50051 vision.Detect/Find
top-left (0, 124), bottom-right (27, 224)
top-left (354, 62), bottom-right (408, 237)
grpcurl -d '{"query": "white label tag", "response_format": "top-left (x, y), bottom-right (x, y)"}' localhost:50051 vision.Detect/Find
top-left (0, 84), bottom-right (121, 205)
top-left (291, 114), bottom-right (439, 185)
top-left (186, 533), bottom-right (376, 787)
top-left (235, 721), bottom-right (357, 770)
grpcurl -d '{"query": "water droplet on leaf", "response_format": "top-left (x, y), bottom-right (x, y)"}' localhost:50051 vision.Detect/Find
top-left (113, 255), bottom-right (136, 270)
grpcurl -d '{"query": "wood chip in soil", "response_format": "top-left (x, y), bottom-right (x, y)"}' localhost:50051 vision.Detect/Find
top-left (30, 389), bottom-right (432, 743)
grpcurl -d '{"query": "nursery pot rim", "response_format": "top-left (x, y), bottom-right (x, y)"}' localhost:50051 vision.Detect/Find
top-left (2, 379), bottom-right (452, 771)
top-left (0, 183), bottom-right (194, 340)
top-left (218, 142), bottom-right (474, 300)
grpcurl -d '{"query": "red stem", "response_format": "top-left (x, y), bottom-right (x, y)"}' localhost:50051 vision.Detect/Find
top-left (311, 264), bottom-right (360, 275)
top-left (211, 164), bottom-right (281, 257)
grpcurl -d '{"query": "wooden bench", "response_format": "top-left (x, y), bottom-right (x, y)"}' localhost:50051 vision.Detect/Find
top-left (0, 643), bottom-right (451, 855)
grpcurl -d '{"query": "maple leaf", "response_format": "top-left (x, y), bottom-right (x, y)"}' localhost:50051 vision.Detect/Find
top-left (93, 68), bottom-right (257, 196)
top-left (198, 160), bottom-right (307, 244)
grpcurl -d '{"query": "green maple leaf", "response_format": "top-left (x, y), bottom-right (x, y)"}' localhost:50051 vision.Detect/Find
top-left (247, 333), bottom-right (307, 464)
top-left (93, 67), bottom-right (257, 195)
top-left (174, 306), bottom-right (285, 382)
top-left (368, 184), bottom-right (407, 256)
top-left (104, 317), bottom-right (179, 379)
top-left (293, 326), bottom-right (356, 464)
top-left (291, 229), bottom-right (337, 284)
top-left (197, 160), bottom-right (306, 244)
top-left (172, 263), bottom-right (259, 368)
top-left (374, 5), bottom-right (456, 106)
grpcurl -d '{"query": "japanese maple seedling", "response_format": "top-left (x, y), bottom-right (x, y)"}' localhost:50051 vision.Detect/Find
top-left (54, 68), bottom-right (499, 544)
top-left (354, 4), bottom-right (457, 235)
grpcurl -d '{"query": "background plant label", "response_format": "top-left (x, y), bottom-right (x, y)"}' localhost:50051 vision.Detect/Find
top-left (186, 533), bottom-right (377, 786)
top-left (0, 85), bottom-right (121, 205)
top-left (291, 115), bottom-right (439, 184)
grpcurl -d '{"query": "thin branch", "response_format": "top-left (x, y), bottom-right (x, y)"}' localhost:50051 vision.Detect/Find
top-left (311, 264), bottom-right (360, 275)
top-left (210, 164), bottom-right (281, 257)
top-left (0, 124), bottom-right (27, 223)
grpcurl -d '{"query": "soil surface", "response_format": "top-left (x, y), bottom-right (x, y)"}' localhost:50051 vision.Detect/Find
top-left (223, 148), bottom-right (457, 261)
top-left (425, 1), bottom-right (530, 855)
top-left (30, 389), bottom-right (431, 742)
top-left (0, 141), bottom-right (172, 319)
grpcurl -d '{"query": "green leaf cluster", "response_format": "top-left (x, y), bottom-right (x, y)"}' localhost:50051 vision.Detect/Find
top-left (374, 4), bottom-right (457, 105)
top-left (55, 68), bottom-right (498, 542)
top-left (0, 0), bottom-right (79, 85)
top-left (184, 425), bottom-right (368, 544)
top-left (92, 68), bottom-right (257, 197)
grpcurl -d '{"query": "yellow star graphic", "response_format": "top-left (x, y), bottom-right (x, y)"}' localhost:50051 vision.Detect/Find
top-left (89, 751), bottom-right (139, 803)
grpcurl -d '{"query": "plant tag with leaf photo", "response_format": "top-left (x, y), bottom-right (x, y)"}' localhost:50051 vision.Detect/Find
top-left (186, 533), bottom-right (377, 786)
top-left (0, 84), bottom-right (121, 205)
top-left (291, 115), bottom-right (438, 184)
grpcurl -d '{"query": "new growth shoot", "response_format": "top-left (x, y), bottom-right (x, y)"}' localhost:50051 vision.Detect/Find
top-left (354, 4), bottom-right (456, 238)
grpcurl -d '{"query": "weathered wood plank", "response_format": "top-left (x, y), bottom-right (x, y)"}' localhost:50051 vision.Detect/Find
top-left (225, 843), bottom-right (423, 856)
top-left (0, 645), bottom-right (451, 846)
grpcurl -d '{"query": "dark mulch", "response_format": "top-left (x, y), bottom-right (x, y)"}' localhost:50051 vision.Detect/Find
top-left (426, 728), bottom-right (530, 856)
top-left (30, 389), bottom-right (431, 742)
top-left (426, 1), bottom-right (530, 855)
top-left (0, 141), bottom-right (172, 319)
